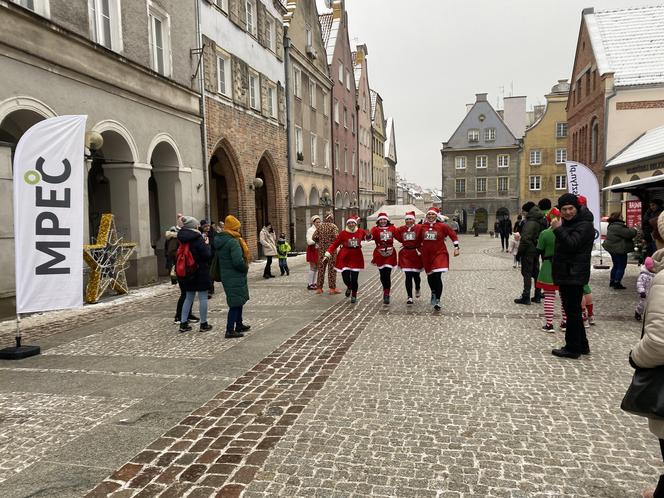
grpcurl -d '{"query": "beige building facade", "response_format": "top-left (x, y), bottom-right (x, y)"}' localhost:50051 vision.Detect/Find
top-left (371, 90), bottom-right (387, 208)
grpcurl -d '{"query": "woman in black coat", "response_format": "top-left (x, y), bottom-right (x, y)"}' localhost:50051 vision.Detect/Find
top-left (177, 216), bottom-right (213, 333)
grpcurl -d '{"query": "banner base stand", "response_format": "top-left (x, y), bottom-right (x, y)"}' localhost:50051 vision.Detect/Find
top-left (593, 264), bottom-right (610, 269)
top-left (0, 345), bottom-right (40, 360)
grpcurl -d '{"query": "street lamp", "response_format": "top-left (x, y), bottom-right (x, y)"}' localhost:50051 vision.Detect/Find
top-left (248, 177), bottom-right (264, 191)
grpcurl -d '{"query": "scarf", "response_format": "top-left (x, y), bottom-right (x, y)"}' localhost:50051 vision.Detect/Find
top-left (223, 215), bottom-right (252, 263)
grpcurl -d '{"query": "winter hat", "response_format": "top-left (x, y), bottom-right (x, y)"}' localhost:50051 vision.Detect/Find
top-left (546, 207), bottom-right (561, 223)
top-left (181, 216), bottom-right (199, 230)
top-left (376, 212), bottom-right (389, 222)
top-left (645, 257), bottom-right (655, 272)
top-left (311, 215), bottom-right (321, 223)
top-left (224, 215), bottom-right (241, 231)
top-left (346, 215), bottom-right (359, 225)
top-left (427, 207), bottom-right (440, 215)
top-left (538, 198), bottom-right (552, 211)
top-left (522, 201), bottom-right (536, 212)
top-left (578, 195), bottom-right (588, 206)
top-left (557, 193), bottom-right (580, 210)
top-left (404, 211), bottom-right (416, 221)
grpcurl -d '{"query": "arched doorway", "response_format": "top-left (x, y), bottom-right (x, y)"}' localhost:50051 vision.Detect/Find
top-left (293, 185), bottom-right (307, 251)
top-left (474, 207), bottom-right (488, 233)
top-left (0, 109), bottom-right (48, 151)
top-left (209, 143), bottom-right (241, 225)
top-left (255, 153), bottom-right (279, 256)
top-left (653, 170), bottom-right (662, 177)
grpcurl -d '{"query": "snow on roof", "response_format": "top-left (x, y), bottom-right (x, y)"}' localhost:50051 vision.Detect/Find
top-left (585, 5), bottom-right (664, 86)
top-left (606, 125), bottom-right (664, 168)
top-left (318, 13), bottom-right (339, 65)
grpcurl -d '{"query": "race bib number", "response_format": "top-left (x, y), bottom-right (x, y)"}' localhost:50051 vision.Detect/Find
top-left (380, 231), bottom-right (393, 242)
top-left (347, 238), bottom-right (359, 248)
top-left (424, 230), bottom-right (437, 241)
top-left (403, 231), bottom-right (416, 241)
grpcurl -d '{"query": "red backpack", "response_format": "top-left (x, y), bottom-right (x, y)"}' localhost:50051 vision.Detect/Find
top-left (175, 242), bottom-right (198, 279)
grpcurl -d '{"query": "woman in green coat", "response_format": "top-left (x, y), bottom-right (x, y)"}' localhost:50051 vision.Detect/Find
top-left (214, 215), bottom-right (251, 338)
top-left (603, 212), bottom-right (637, 289)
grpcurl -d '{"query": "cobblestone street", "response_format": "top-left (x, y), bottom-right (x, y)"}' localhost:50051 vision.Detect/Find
top-left (0, 235), bottom-right (658, 497)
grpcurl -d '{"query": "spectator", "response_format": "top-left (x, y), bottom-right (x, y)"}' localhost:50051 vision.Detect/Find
top-left (305, 215), bottom-right (321, 289)
top-left (603, 212), bottom-right (637, 289)
top-left (514, 214), bottom-right (525, 234)
top-left (514, 202), bottom-right (545, 305)
top-left (498, 216), bottom-right (512, 252)
top-left (635, 256), bottom-right (655, 321)
top-left (538, 198), bottom-right (552, 224)
top-left (276, 232), bottom-right (291, 276)
top-left (259, 221), bottom-right (277, 279)
top-left (642, 199), bottom-right (663, 257)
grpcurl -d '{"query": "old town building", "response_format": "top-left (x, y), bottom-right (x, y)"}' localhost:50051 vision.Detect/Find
top-left (283, 0), bottom-right (333, 250)
top-left (568, 5), bottom-right (664, 211)
top-left (320, 0), bottom-right (358, 227)
top-left (370, 89), bottom-right (387, 209)
top-left (441, 93), bottom-right (520, 233)
top-left (201, 0), bottom-right (289, 258)
top-left (354, 44), bottom-right (374, 223)
top-left (384, 117), bottom-right (397, 205)
top-left (519, 80), bottom-right (570, 207)
top-left (0, 0), bottom-right (202, 316)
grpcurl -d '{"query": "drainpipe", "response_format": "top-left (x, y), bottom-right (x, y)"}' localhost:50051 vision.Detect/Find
top-left (195, 0), bottom-right (210, 220)
top-left (283, 27), bottom-right (295, 245)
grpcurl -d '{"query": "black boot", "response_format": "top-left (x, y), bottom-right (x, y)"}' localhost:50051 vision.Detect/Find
top-left (514, 295), bottom-right (531, 305)
top-left (531, 290), bottom-right (543, 303)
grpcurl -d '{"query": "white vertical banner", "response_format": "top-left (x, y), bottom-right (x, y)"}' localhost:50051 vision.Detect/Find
top-left (565, 160), bottom-right (601, 241)
top-left (13, 115), bottom-right (87, 314)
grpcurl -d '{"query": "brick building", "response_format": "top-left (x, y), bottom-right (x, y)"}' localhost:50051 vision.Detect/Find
top-left (201, 0), bottom-right (289, 258)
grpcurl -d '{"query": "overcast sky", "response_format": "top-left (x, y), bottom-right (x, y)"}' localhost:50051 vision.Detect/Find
top-left (315, 0), bottom-right (653, 190)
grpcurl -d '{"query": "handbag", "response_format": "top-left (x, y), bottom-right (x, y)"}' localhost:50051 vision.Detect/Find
top-left (209, 255), bottom-right (222, 282)
top-left (620, 316), bottom-right (664, 419)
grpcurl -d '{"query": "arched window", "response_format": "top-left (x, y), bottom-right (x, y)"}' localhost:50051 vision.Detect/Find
top-left (591, 119), bottom-right (599, 164)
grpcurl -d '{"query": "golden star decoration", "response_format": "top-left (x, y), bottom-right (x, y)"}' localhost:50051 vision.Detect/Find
top-left (83, 213), bottom-right (136, 304)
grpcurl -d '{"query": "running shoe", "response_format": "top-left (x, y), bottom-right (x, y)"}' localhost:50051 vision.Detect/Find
top-left (407, 297), bottom-right (414, 305)
top-left (541, 324), bottom-right (554, 332)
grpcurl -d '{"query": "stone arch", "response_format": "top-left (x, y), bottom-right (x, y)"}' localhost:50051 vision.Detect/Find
top-left (351, 191), bottom-right (357, 208)
top-left (630, 175), bottom-right (640, 182)
top-left (147, 133), bottom-right (183, 169)
top-left (653, 170), bottom-right (662, 177)
top-left (91, 119), bottom-right (139, 163)
top-left (0, 97), bottom-right (57, 151)
top-left (309, 186), bottom-right (320, 207)
top-left (474, 207), bottom-right (489, 233)
top-left (335, 191), bottom-right (342, 208)
top-left (294, 185), bottom-right (307, 207)
top-left (343, 191), bottom-right (350, 208)
top-left (209, 138), bottom-right (243, 225)
top-left (255, 151), bottom-right (281, 250)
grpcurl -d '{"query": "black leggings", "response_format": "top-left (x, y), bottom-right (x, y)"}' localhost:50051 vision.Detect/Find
top-left (500, 233), bottom-right (509, 250)
top-left (379, 267), bottom-right (392, 291)
top-left (341, 270), bottom-right (359, 294)
top-left (427, 272), bottom-right (443, 300)
top-left (404, 271), bottom-right (421, 298)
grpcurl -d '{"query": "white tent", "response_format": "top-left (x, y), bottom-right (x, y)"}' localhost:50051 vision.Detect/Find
top-left (367, 204), bottom-right (426, 222)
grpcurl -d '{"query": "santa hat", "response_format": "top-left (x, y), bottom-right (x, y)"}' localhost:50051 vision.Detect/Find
top-left (404, 211), bottom-right (416, 221)
top-left (346, 215), bottom-right (360, 224)
top-left (376, 212), bottom-right (389, 222)
top-left (427, 207), bottom-right (440, 215)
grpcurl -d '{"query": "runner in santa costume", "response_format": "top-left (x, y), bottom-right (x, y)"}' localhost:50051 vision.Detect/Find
top-left (395, 211), bottom-right (423, 305)
top-left (366, 212), bottom-right (399, 304)
top-left (420, 207), bottom-right (460, 311)
top-left (325, 215), bottom-right (367, 303)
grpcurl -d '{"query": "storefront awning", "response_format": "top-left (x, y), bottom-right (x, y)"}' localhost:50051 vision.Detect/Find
top-left (603, 174), bottom-right (664, 193)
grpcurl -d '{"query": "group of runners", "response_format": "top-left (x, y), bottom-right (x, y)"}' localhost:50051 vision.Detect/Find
top-left (306, 207), bottom-right (460, 310)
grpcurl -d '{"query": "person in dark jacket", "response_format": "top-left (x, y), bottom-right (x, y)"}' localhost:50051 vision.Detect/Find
top-left (642, 198), bottom-right (663, 257)
top-left (603, 212), bottom-right (636, 289)
top-left (199, 219), bottom-right (215, 297)
top-left (513, 214), bottom-right (525, 234)
top-left (550, 193), bottom-right (595, 359)
top-left (177, 216), bottom-right (213, 333)
top-left (214, 215), bottom-right (251, 338)
top-left (515, 202), bottom-right (545, 305)
top-left (498, 216), bottom-right (512, 252)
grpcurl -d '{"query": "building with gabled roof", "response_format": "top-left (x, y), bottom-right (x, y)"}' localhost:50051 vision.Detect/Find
top-left (354, 44), bottom-right (374, 223)
top-left (370, 89), bottom-right (387, 208)
top-left (384, 117), bottom-right (397, 204)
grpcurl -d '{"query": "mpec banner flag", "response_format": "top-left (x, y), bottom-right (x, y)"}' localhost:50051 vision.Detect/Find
top-left (565, 160), bottom-right (601, 241)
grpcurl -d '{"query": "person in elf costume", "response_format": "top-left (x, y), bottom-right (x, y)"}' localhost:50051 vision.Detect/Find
top-left (395, 211), bottom-right (423, 304)
top-left (325, 216), bottom-right (367, 303)
top-left (536, 207), bottom-right (567, 332)
top-left (420, 207), bottom-right (460, 311)
top-left (366, 212), bottom-right (400, 304)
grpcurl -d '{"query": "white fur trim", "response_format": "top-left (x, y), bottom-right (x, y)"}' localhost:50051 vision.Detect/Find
top-left (335, 267), bottom-right (362, 272)
top-left (404, 215), bottom-right (416, 220)
top-left (426, 268), bottom-right (449, 275)
top-left (398, 267), bottom-right (423, 272)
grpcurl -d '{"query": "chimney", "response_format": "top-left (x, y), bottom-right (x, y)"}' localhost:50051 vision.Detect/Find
top-left (476, 93), bottom-right (488, 102)
top-left (355, 44), bottom-right (368, 65)
top-left (332, 0), bottom-right (344, 20)
top-left (502, 96), bottom-right (527, 138)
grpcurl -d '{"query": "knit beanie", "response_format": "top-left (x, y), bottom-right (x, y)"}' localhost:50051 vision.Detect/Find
top-left (645, 257), bottom-right (655, 272)
top-left (522, 201), bottom-right (536, 212)
top-left (557, 193), bottom-right (580, 210)
top-left (181, 216), bottom-right (199, 230)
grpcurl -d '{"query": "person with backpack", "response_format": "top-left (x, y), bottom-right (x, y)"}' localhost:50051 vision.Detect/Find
top-left (176, 216), bottom-right (213, 333)
top-left (514, 202), bottom-right (545, 305)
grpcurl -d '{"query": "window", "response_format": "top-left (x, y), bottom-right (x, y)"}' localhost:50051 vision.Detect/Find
top-left (476, 177), bottom-right (487, 193)
top-left (323, 92), bottom-right (329, 116)
top-left (346, 69), bottom-right (351, 91)
top-left (497, 154), bottom-right (509, 168)
top-left (295, 127), bottom-right (303, 162)
top-left (309, 81), bottom-right (316, 108)
top-left (484, 128), bottom-right (496, 141)
top-left (338, 62), bottom-right (344, 83)
top-left (344, 147), bottom-right (348, 173)
top-left (246, 0), bottom-right (257, 36)
top-left (351, 114), bottom-right (356, 134)
top-left (555, 175), bottom-right (567, 190)
top-left (89, 0), bottom-right (122, 51)
top-left (293, 67), bottom-right (302, 98)
top-left (555, 148), bottom-right (567, 164)
top-left (266, 84), bottom-right (277, 118)
top-left (529, 150), bottom-right (542, 165)
top-left (468, 129), bottom-right (480, 142)
top-left (148, 4), bottom-right (171, 76)
top-left (455, 179), bottom-right (466, 194)
top-left (14, 0), bottom-right (49, 16)
top-left (217, 54), bottom-right (231, 96)
top-left (265, 17), bottom-right (276, 52)
top-left (324, 141), bottom-right (330, 168)
top-left (249, 72), bottom-right (260, 110)
top-left (335, 143), bottom-right (339, 170)
top-left (498, 177), bottom-right (509, 192)
top-left (310, 134), bottom-right (317, 165)
top-left (344, 107), bottom-right (348, 129)
top-left (352, 152), bottom-right (356, 175)
top-left (556, 122), bottom-right (568, 138)
top-left (334, 99), bottom-right (339, 124)
top-left (591, 120), bottom-right (599, 163)
top-left (455, 156), bottom-right (466, 169)
top-left (475, 155), bottom-right (488, 169)
top-left (216, 0), bottom-right (228, 12)
top-left (305, 26), bottom-right (313, 47)
top-left (529, 175), bottom-right (541, 191)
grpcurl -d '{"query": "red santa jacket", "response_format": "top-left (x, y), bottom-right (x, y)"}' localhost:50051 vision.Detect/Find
top-left (395, 224), bottom-right (424, 272)
top-left (367, 225), bottom-right (399, 269)
top-left (420, 222), bottom-right (459, 274)
top-left (326, 228), bottom-right (367, 271)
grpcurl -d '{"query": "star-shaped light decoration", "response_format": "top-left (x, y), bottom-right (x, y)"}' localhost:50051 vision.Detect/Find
top-left (83, 214), bottom-right (136, 304)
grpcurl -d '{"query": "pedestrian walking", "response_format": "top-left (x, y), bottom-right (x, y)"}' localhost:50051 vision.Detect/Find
top-left (550, 193), bottom-right (594, 359)
top-left (325, 215), bottom-right (367, 303)
top-left (626, 212), bottom-right (664, 498)
top-left (420, 207), bottom-right (459, 311)
top-left (642, 198), bottom-right (664, 257)
top-left (514, 202), bottom-right (545, 305)
top-left (259, 222), bottom-right (277, 279)
top-left (396, 211), bottom-right (423, 305)
top-left (306, 215), bottom-right (321, 290)
top-left (635, 256), bottom-right (655, 321)
top-left (277, 233), bottom-right (291, 276)
top-left (604, 212), bottom-right (637, 289)
top-left (213, 215), bottom-right (251, 338)
top-left (366, 212), bottom-right (399, 304)
top-left (498, 216), bottom-right (512, 252)
top-left (176, 216), bottom-right (213, 333)
top-left (314, 213), bottom-right (340, 294)
top-left (536, 208), bottom-right (566, 332)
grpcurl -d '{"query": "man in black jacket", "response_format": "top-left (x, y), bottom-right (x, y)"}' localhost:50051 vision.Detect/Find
top-left (550, 193), bottom-right (595, 359)
top-left (514, 202), bottom-right (545, 305)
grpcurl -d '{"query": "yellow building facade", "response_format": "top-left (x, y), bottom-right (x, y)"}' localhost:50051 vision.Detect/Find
top-left (519, 81), bottom-right (570, 206)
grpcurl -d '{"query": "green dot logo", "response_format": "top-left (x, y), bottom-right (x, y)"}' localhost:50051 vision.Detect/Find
top-left (24, 170), bottom-right (40, 185)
